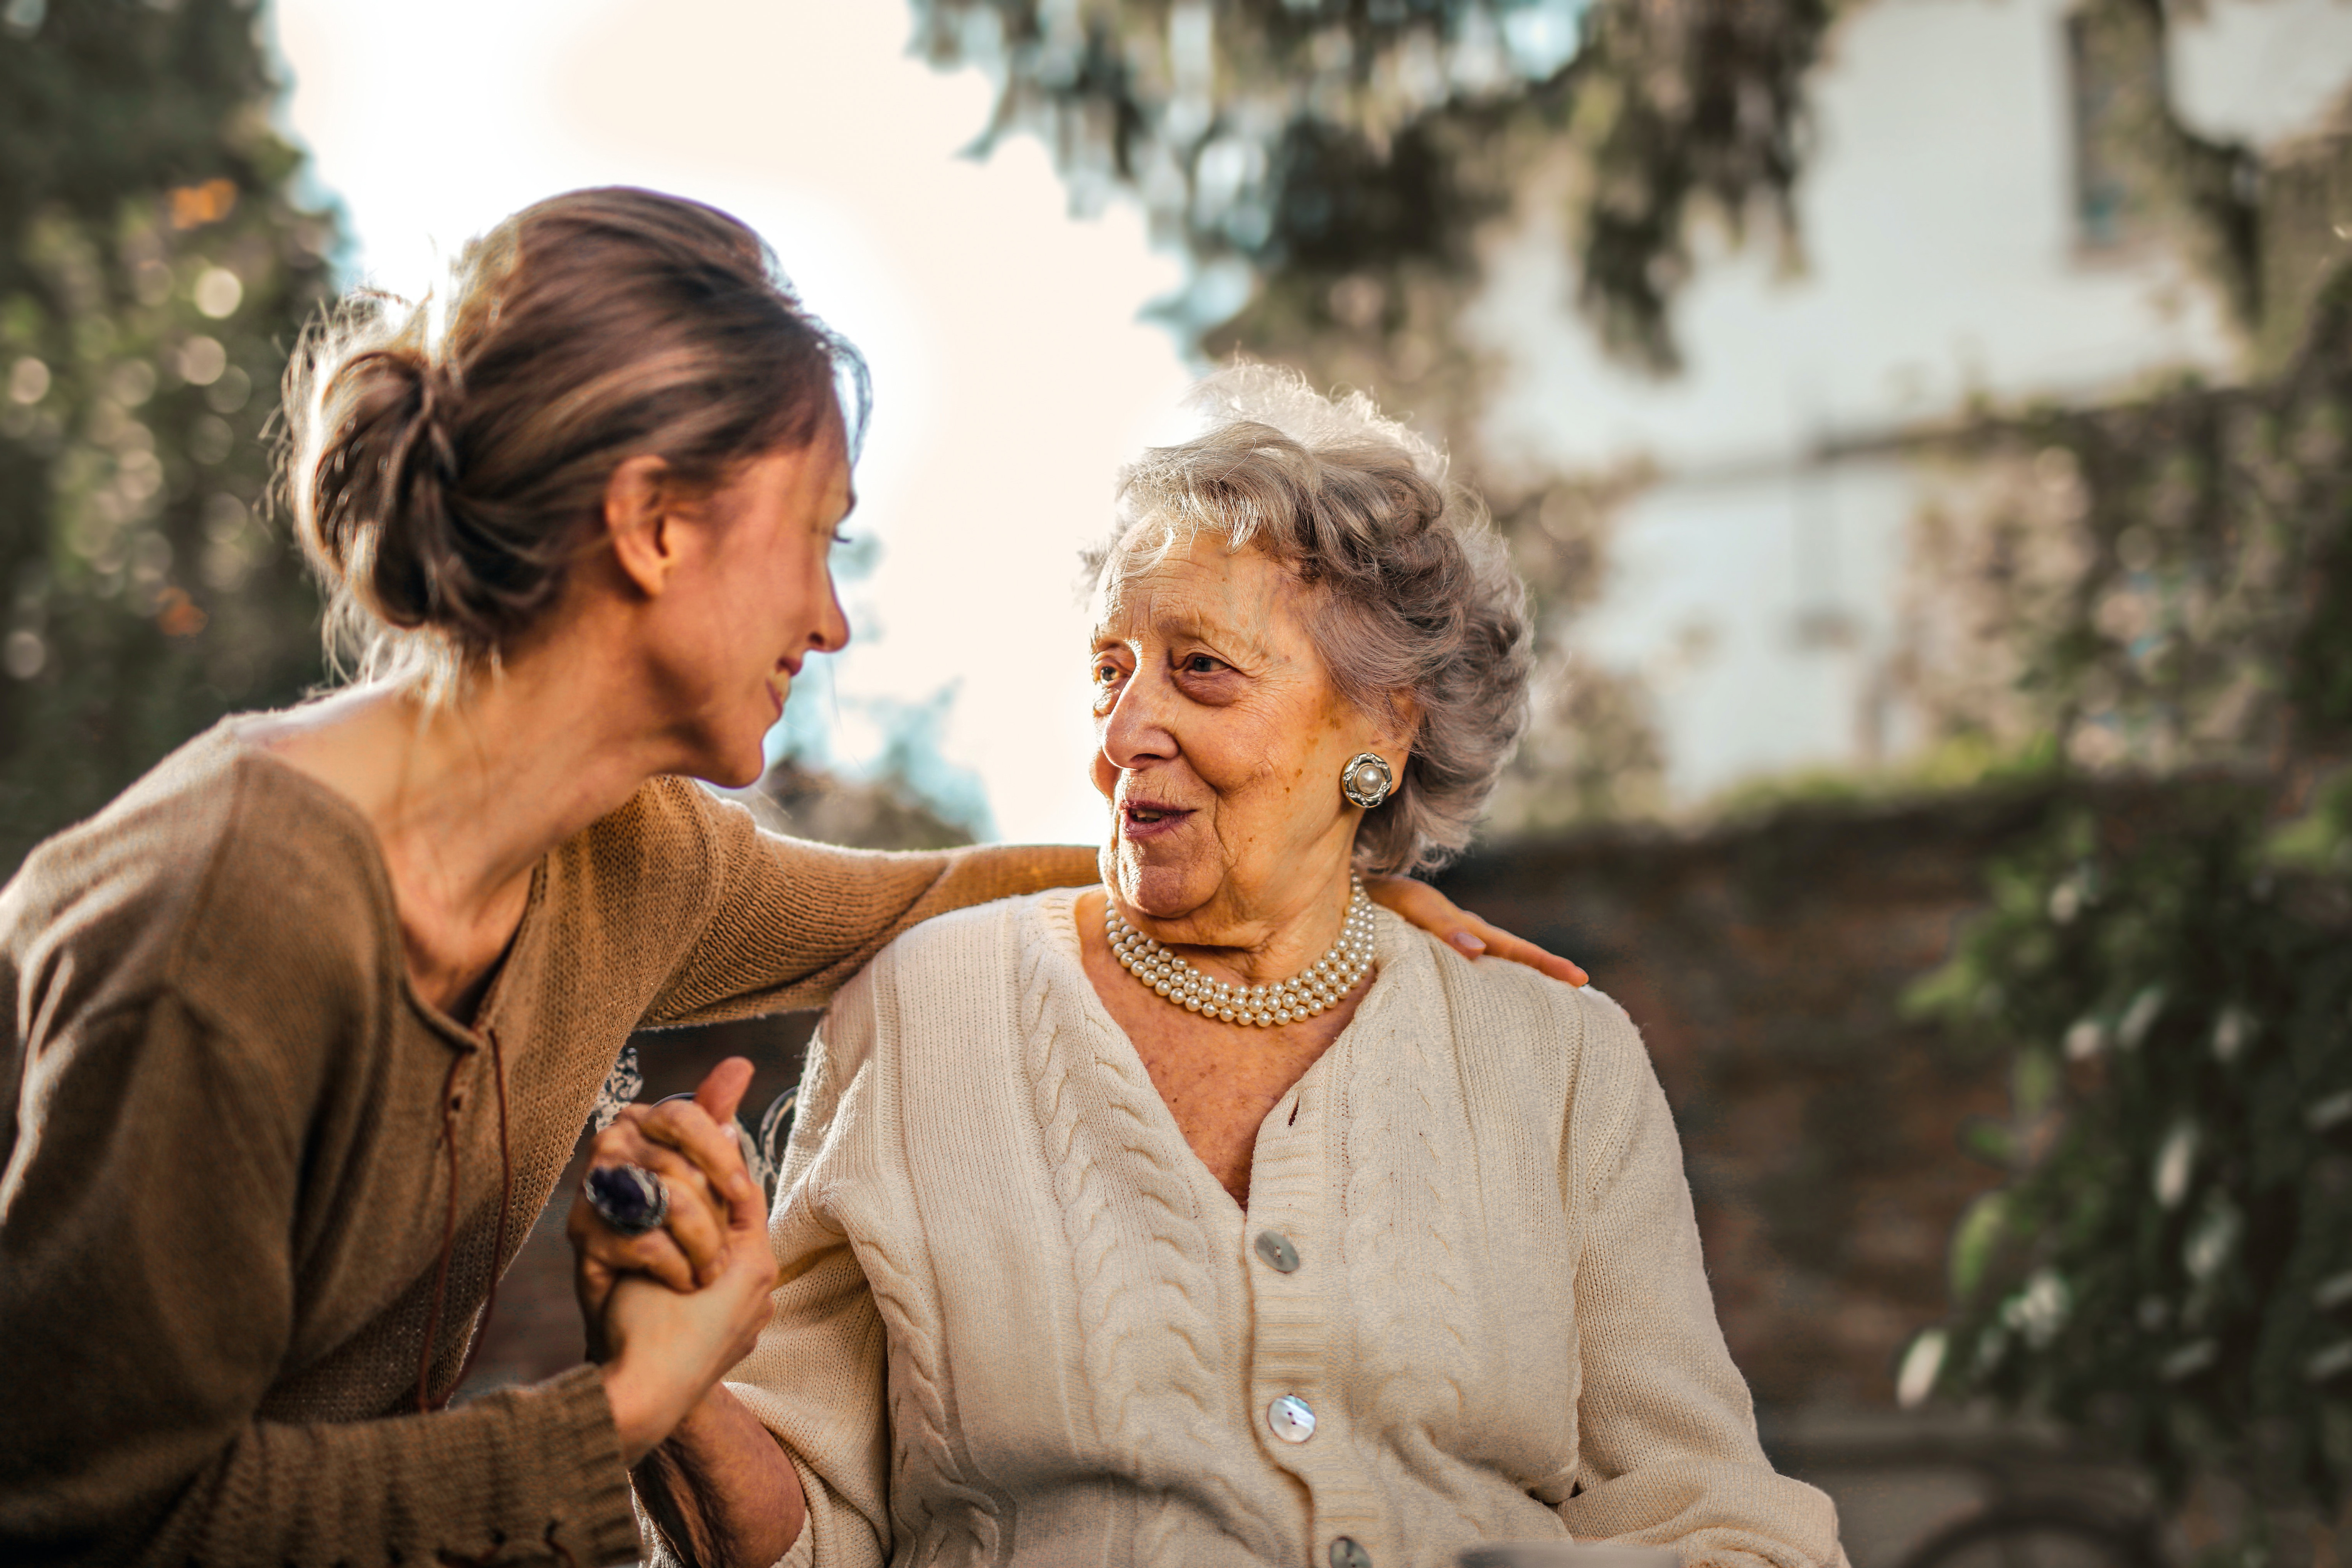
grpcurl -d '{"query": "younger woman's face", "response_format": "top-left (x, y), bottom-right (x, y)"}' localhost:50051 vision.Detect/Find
top-left (650, 425), bottom-right (853, 787)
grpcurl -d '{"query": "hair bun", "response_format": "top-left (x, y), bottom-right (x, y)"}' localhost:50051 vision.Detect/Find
top-left (292, 318), bottom-right (472, 633)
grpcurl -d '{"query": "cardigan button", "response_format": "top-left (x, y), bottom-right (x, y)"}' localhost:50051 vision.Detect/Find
top-left (1267, 1394), bottom-right (1316, 1443)
top-left (1330, 1538), bottom-right (1373, 1568)
top-left (1254, 1230), bottom-right (1301, 1272)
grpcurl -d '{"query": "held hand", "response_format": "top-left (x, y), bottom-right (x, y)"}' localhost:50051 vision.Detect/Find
top-left (569, 1057), bottom-right (761, 1329)
top-left (595, 1212), bottom-right (777, 1465)
top-left (569, 1057), bottom-right (762, 1315)
top-left (572, 1056), bottom-right (776, 1464)
top-left (1362, 875), bottom-right (1589, 988)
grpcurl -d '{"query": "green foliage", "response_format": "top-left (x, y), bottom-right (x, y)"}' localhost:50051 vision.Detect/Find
top-left (1901, 266), bottom-right (2352, 1530)
top-left (911, 0), bottom-right (1833, 368)
top-left (1911, 788), bottom-right (2352, 1512)
top-left (0, 0), bottom-right (340, 877)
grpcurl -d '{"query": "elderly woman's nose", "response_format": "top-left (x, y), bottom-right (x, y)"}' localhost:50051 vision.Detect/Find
top-left (1100, 672), bottom-right (1179, 766)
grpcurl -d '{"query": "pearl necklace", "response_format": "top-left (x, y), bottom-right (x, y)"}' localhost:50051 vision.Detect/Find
top-left (1105, 879), bottom-right (1377, 1027)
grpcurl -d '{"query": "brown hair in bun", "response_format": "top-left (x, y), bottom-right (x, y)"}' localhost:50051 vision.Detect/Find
top-left (283, 186), bottom-right (866, 691)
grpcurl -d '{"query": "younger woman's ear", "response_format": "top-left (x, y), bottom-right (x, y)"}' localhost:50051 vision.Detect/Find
top-left (605, 455), bottom-right (679, 598)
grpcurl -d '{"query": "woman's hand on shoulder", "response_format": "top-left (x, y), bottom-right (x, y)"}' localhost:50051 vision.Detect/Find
top-left (1362, 874), bottom-right (1589, 987)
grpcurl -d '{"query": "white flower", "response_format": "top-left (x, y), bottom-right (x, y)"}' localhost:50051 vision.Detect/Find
top-left (1896, 1330), bottom-right (1948, 1410)
top-left (2209, 1006), bottom-right (2256, 1064)
top-left (2117, 987), bottom-right (2166, 1050)
top-left (2153, 1121), bottom-right (2198, 1209)
top-left (2002, 1268), bottom-right (2071, 1349)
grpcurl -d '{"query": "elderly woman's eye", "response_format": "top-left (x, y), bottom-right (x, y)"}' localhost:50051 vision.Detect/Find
top-left (1182, 653), bottom-right (1223, 675)
top-left (1093, 661), bottom-right (1121, 685)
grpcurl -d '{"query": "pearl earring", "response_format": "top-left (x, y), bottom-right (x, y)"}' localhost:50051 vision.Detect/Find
top-left (1341, 751), bottom-right (1394, 809)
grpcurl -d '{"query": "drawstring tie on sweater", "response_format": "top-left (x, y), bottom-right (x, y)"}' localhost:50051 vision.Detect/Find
top-left (414, 1024), bottom-right (515, 1413)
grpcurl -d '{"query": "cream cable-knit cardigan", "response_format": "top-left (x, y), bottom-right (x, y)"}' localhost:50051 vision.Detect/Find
top-left (724, 889), bottom-right (1845, 1568)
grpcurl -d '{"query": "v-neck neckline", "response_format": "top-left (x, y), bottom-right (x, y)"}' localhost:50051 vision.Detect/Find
top-left (1034, 886), bottom-right (1405, 1221)
top-left (221, 723), bottom-right (553, 1049)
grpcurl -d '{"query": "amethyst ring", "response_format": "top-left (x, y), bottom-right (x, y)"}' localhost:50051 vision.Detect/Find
top-left (584, 1162), bottom-right (670, 1237)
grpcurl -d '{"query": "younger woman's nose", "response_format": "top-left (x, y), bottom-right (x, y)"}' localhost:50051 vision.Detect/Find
top-left (811, 578), bottom-right (849, 655)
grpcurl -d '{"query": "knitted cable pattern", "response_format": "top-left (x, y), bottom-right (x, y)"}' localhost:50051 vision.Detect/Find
top-left (1335, 922), bottom-right (1488, 1539)
top-left (1014, 897), bottom-right (1278, 1559)
top-left (726, 889), bottom-right (1846, 1568)
top-left (863, 952), bottom-right (1010, 1563)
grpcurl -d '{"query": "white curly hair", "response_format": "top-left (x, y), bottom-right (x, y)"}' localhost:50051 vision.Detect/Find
top-left (1089, 364), bottom-right (1532, 875)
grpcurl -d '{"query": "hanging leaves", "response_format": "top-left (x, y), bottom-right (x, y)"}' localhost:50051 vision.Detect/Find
top-left (911, 0), bottom-right (1835, 368)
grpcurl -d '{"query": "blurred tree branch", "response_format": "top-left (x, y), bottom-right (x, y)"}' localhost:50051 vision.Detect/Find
top-left (912, 0), bottom-right (1835, 371)
top-left (910, 0), bottom-right (2281, 844)
top-left (911, 0), bottom-right (2261, 372)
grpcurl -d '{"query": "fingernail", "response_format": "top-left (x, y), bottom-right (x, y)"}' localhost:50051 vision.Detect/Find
top-left (1451, 931), bottom-right (1486, 955)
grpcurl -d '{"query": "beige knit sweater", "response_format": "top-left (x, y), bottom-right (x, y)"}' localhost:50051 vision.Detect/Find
top-left (0, 724), bottom-right (1093, 1568)
top-left (729, 888), bottom-right (1845, 1568)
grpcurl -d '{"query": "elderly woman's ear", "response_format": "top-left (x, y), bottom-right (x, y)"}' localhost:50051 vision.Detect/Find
top-left (1379, 694), bottom-right (1422, 749)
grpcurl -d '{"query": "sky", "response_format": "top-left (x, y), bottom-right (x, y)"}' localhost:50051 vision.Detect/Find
top-left (270, 0), bottom-right (1195, 845)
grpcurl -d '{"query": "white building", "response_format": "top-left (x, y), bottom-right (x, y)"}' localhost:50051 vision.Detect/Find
top-left (1464, 0), bottom-right (2352, 805)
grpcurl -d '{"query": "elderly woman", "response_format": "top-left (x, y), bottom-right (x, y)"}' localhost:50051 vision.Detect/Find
top-left (616, 369), bottom-right (1845, 1568)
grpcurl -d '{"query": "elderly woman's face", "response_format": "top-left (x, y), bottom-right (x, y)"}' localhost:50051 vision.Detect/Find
top-left (1090, 529), bottom-right (1403, 926)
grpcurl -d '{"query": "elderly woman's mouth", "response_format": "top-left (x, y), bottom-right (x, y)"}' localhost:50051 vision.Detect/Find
top-left (1120, 803), bottom-right (1194, 836)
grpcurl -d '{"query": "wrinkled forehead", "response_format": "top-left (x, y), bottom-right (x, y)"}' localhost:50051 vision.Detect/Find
top-left (1091, 514), bottom-right (1309, 637)
top-left (1095, 513), bottom-right (1218, 610)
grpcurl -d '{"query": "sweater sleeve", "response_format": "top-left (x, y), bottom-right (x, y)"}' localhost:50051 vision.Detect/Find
top-left (642, 784), bottom-right (1095, 1027)
top-left (1556, 993), bottom-right (1847, 1568)
top-left (716, 958), bottom-right (896, 1568)
top-left (0, 992), bottom-right (639, 1568)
